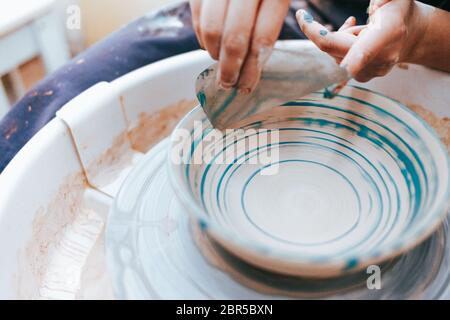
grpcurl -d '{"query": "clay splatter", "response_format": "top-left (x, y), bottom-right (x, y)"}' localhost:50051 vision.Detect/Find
top-left (320, 30), bottom-right (328, 36)
top-left (4, 123), bottom-right (18, 140)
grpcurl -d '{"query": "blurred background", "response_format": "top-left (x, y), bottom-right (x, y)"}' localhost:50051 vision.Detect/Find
top-left (79, 0), bottom-right (178, 46)
top-left (0, 0), bottom-right (179, 118)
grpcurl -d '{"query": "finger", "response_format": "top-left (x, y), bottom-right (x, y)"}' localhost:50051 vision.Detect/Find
top-left (237, 0), bottom-right (290, 93)
top-left (354, 62), bottom-right (394, 82)
top-left (338, 16), bottom-right (356, 31)
top-left (367, 0), bottom-right (376, 16)
top-left (190, 0), bottom-right (204, 48)
top-left (217, 0), bottom-right (261, 88)
top-left (344, 25), bottom-right (366, 36)
top-left (296, 9), bottom-right (355, 57)
top-left (340, 13), bottom-right (406, 77)
top-left (368, 0), bottom-right (392, 23)
top-left (200, 0), bottom-right (229, 60)
top-left (354, 46), bottom-right (400, 82)
top-left (368, 0), bottom-right (391, 16)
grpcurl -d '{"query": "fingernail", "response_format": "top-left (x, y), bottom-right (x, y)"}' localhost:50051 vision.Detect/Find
top-left (238, 87), bottom-right (251, 95)
top-left (296, 9), bottom-right (313, 23)
top-left (218, 82), bottom-right (233, 90)
top-left (216, 71), bottom-right (230, 89)
top-left (216, 70), bottom-right (238, 90)
top-left (216, 74), bottom-right (232, 90)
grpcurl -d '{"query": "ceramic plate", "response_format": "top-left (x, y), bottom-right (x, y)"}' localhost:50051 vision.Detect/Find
top-left (106, 138), bottom-right (450, 299)
top-left (168, 86), bottom-right (450, 277)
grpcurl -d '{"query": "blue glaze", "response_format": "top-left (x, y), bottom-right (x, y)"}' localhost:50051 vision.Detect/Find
top-left (344, 258), bottom-right (359, 270)
top-left (216, 142), bottom-right (385, 254)
top-left (178, 85), bottom-right (448, 267)
top-left (196, 90), bottom-right (206, 107)
top-left (282, 100), bottom-right (427, 221)
top-left (199, 132), bottom-right (388, 255)
top-left (303, 11), bottom-right (314, 23)
top-left (199, 219), bottom-right (208, 231)
top-left (210, 88), bottom-right (238, 123)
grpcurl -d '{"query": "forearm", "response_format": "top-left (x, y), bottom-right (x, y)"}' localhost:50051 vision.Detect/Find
top-left (404, 1), bottom-right (450, 73)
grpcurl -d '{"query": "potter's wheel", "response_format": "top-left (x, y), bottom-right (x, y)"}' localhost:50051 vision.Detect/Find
top-left (106, 138), bottom-right (450, 299)
top-left (1, 43), bottom-right (448, 299)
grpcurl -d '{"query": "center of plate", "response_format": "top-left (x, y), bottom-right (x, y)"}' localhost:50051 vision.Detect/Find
top-left (240, 160), bottom-right (360, 245)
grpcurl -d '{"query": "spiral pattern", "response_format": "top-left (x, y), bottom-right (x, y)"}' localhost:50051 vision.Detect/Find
top-left (106, 138), bottom-right (450, 299)
top-left (171, 86), bottom-right (449, 274)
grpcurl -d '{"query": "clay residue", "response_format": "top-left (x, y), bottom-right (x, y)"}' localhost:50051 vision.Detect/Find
top-left (17, 171), bottom-right (113, 299)
top-left (13, 100), bottom-right (197, 299)
top-left (77, 228), bottom-right (114, 300)
top-left (4, 121), bottom-right (18, 140)
top-left (129, 99), bottom-right (197, 153)
top-left (18, 172), bottom-right (88, 298)
top-left (408, 103), bottom-right (450, 150)
top-left (87, 99), bottom-right (197, 187)
top-left (86, 132), bottom-right (134, 188)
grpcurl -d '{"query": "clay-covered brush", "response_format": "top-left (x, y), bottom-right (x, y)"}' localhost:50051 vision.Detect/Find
top-left (196, 41), bottom-right (350, 130)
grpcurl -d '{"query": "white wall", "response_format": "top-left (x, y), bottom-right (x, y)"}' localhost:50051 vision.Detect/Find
top-left (79, 0), bottom-right (182, 46)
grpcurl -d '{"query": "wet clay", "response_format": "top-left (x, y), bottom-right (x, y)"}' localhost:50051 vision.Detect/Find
top-left (86, 132), bottom-right (134, 188)
top-left (19, 172), bottom-right (86, 298)
top-left (16, 100), bottom-right (196, 299)
top-left (129, 99), bottom-right (197, 152)
top-left (408, 103), bottom-right (450, 150)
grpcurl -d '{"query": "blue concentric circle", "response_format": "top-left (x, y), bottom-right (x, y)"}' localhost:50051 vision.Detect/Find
top-left (168, 86), bottom-right (450, 277)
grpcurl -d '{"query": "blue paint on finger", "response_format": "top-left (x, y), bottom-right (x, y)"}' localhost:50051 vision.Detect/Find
top-left (303, 11), bottom-right (314, 23)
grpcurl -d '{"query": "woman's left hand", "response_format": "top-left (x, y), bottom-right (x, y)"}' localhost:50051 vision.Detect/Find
top-left (296, 0), bottom-right (428, 82)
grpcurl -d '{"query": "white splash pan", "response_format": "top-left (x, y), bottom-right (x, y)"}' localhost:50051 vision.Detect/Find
top-left (0, 40), bottom-right (449, 299)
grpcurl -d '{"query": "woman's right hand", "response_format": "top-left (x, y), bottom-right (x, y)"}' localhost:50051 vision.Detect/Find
top-left (190, 0), bottom-right (291, 93)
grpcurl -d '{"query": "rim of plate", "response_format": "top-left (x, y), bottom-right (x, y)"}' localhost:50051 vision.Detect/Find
top-left (167, 85), bottom-right (450, 271)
